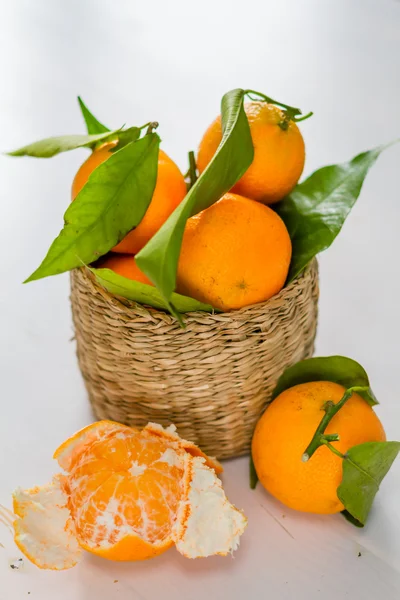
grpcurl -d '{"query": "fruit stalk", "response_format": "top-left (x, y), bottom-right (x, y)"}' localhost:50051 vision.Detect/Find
top-left (302, 386), bottom-right (369, 462)
top-left (146, 121), bottom-right (159, 135)
top-left (244, 89), bottom-right (302, 115)
top-left (187, 150), bottom-right (198, 189)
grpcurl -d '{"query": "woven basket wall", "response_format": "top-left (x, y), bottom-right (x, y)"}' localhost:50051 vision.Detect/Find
top-left (70, 259), bottom-right (319, 460)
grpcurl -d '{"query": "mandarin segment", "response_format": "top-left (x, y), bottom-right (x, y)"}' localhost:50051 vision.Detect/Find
top-left (54, 420), bottom-right (131, 471)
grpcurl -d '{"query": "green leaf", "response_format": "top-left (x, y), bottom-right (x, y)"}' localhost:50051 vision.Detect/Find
top-left (272, 355), bottom-right (378, 406)
top-left (277, 146), bottom-right (387, 282)
top-left (341, 509), bottom-right (364, 528)
top-left (77, 96), bottom-right (110, 134)
top-left (91, 267), bottom-right (215, 313)
top-left (7, 130), bottom-right (120, 158)
top-left (249, 455), bottom-right (258, 489)
top-left (337, 441), bottom-right (400, 525)
top-left (112, 127), bottom-right (141, 150)
top-left (25, 134), bottom-right (160, 282)
top-left (136, 88), bottom-right (254, 317)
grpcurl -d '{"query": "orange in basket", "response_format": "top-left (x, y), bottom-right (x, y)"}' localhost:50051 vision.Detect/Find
top-left (197, 101), bottom-right (305, 205)
top-left (72, 145), bottom-right (186, 254)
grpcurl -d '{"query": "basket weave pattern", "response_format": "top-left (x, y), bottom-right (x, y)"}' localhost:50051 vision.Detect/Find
top-left (70, 259), bottom-right (319, 459)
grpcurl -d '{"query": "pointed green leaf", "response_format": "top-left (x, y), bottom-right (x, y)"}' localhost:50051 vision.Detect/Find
top-left (25, 134), bottom-right (160, 282)
top-left (136, 88), bottom-right (254, 315)
top-left (8, 130), bottom-right (120, 158)
top-left (337, 441), bottom-right (400, 525)
top-left (272, 355), bottom-right (378, 406)
top-left (77, 96), bottom-right (110, 134)
top-left (278, 146), bottom-right (388, 282)
top-left (91, 267), bottom-right (215, 313)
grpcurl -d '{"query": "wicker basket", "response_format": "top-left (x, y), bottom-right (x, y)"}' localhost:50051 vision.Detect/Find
top-left (70, 259), bottom-right (319, 459)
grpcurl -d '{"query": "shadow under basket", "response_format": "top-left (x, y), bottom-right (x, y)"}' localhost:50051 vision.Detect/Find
top-left (70, 259), bottom-right (319, 460)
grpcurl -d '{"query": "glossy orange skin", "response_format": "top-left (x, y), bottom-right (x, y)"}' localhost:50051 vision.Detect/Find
top-left (197, 102), bottom-right (305, 205)
top-left (252, 381), bottom-right (386, 514)
top-left (72, 144), bottom-right (186, 254)
top-left (100, 254), bottom-right (153, 286)
top-left (176, 193), bottom-right (292, 311)
top-left (71, 141), bottom-right (118, 199)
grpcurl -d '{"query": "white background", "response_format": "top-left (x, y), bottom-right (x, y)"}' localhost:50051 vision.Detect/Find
top-left (0, 0), bottom-right (400, 598)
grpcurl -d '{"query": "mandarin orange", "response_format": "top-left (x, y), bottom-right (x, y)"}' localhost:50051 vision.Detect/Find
top-left (176, 193), bottom-right (292, 311)
top-left (72, 144), bottom-right (186, 254)
top-left (197, 102), bottom-right (305, 204)
top-left (252, 381), bottom-right (386, 514)
top-left (12, 421), bottom-right (246, 570)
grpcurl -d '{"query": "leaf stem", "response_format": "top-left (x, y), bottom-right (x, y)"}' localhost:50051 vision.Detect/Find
top-left (294, 111), bottom-right (314, 122)
top-left (302, 387), bottom-right (358, 462)
top-left (321, 438), bottom-right (346, 459)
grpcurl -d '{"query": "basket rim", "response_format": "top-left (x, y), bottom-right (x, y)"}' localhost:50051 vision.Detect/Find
top-left (71, 258), bottom-right (318, 324)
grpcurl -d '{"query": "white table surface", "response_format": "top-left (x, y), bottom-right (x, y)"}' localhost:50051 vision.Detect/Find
top-left (1, 0), bottom-right (400, 598)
